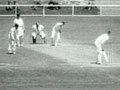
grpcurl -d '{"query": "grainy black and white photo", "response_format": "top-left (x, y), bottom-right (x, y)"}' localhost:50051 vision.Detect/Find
top-left (0, 0), bottom-right (120, 90)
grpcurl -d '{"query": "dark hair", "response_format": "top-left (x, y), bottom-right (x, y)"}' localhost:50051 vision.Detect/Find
top-left (16, 13), bottom-right (20, 18)
top-left (62, 21), bottom-right (65, 25)
top-left (107, 31), bottom-right (111, 34)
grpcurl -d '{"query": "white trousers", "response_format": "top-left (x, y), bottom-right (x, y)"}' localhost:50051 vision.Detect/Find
top-left (8, 39), bottom-right (16, 53)
top-left (32, 32), bottom-right (37, 39)
top-left (16, 27), bottom-right (24, 46)
top-left (95, 43), bottom-right (109, 63)
top-left (51, 29), bottom-right (60, 46)
top-left (32, 31), bottom-right (46, 39)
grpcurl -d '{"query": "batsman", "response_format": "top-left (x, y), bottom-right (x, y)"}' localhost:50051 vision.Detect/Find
top-left (94, 31), bottom-right (111, 65)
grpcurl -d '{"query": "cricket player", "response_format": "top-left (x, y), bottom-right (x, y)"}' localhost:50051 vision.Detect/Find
top-left (8, 24), bottom-right (18, 54)
top-left (32, 23), bottom-right (47, 44)
top-left (51, 21), bottom-right (65, 46)
top-left (94, 31), bottom-right (111, 64)
top-left (13, 13), bottom-right (25, 47)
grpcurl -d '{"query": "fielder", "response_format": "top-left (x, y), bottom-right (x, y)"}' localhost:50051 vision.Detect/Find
top-left (13, 13), bottom-right (25, 47)
top-left (51, 21), bottom-right (65, 46)
top-left (32, 23), bottom-right (47, 44)
top-left (94, 31), bottom-right (111, 64)
top-left (8, 24), bottom-right (18, 54)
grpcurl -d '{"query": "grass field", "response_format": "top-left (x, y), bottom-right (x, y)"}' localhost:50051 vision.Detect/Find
top-left (0, 16), bottom-right (120, 90)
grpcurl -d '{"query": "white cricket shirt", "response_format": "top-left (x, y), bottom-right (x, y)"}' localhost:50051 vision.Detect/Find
top-left (95, 33), bottom-right (109, 45)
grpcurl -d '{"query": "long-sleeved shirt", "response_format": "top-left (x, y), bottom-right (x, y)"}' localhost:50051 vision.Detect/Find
top-left (13, 17), bottom-right (24, 27)
top-left (53, 22), bottom-right (63, 32)
top-left (95, 33), bottom-right (109, 45)
top-left (32, 24), bottom-right (44, 34)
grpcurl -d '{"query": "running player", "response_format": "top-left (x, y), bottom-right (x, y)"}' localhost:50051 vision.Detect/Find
top-left (51, 21), bottom-right (65, 46)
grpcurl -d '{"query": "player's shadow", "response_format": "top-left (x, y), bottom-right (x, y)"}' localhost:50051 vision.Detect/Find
top-left (7, 52), bottom-right (14, 55)
top-left (91, 62), bottom-right (97, 65)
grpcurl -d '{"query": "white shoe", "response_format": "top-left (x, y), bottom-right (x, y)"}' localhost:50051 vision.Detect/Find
top-left (54, 42), bottom-right (58, 46)
top-left (13, 51), bottom-right (16, 54)
top-left (8, 50), bottom-right (12, 54)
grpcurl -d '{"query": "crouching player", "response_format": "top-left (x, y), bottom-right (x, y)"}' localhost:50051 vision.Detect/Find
top-left (8, 24), bottom-right (18, 54)
top-left (94, 31), bottom-right (111, 65)
top-left (32, 23), bottom-right (47, 44)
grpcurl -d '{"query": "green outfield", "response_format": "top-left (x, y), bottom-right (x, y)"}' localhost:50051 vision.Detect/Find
top-left (0, 16), bottom-right (120, 90)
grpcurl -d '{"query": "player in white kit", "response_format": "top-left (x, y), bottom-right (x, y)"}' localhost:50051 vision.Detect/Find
top-left (8, 24), bottom-right (18, 54)
top-left (94, 31), bottom-right (111, 64)
top-left (13, 13), bottom-right (25, 47)
top-left (32, 23), bottom-right (47, 44)
top-left (51, 21), bottom-right (65, 46)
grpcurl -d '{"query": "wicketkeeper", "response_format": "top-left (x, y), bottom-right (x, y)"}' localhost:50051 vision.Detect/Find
top-left (94, 31), bottom-right (111, 64)
top-left (8, 24), bottom-right (18, 54)
top-left (32, 23), bottom-right (47, 44)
